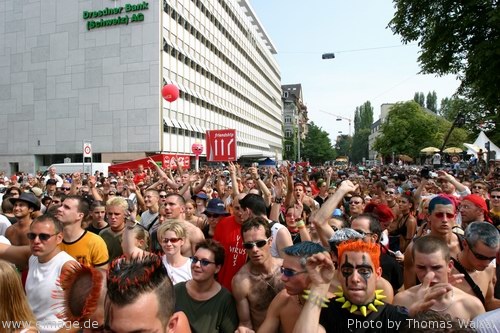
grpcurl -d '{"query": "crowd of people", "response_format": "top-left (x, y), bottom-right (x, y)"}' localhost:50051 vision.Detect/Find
top-left (0, 156), bottom-right (498, 333)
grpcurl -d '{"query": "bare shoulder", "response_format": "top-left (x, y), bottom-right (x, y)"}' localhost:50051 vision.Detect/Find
top-left (453, 286), bottom-right (485, 312)
top-left (233, 263), bottom-right (251, 283)
top-left (393, 285), bottom-right (418, 305)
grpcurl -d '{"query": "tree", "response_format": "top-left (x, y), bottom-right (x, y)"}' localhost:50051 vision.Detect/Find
top-left (352, 101), bottom-right (374, 163)
top-left (301, 122), bottom-right (336, 165)
top-left (413, 92), bottom-right (425, 107)
top-left (390, 0), bottom-right (500, 118)
top-left (335, 135), bottom-right (352, 159)
top-left (374, 101), bottom-right (441, 158)
top-left (426, 91), bottom-right (438, 113)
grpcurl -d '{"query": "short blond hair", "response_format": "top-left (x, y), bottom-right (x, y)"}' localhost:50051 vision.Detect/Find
top-left (157, 220), bottom-right (186, 240)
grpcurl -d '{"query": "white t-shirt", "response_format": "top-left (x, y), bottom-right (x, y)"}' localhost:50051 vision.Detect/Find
top-left (162, 255), bottom-right (192, 285)
top-left (0, 214), bottom-right (11, 236)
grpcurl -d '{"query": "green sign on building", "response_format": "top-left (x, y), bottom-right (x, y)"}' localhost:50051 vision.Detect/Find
top-left (82, 1), bottom-right (149, 31)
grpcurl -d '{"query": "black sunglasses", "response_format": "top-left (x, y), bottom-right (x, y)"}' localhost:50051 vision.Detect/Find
top-left (159, 195), bottom-right (167, 198)
top-left (280, 266), bottom-right (307, 278)
top-left (27, 232), bottom-right (58, 241)
top-left (190, 256), bottom-right (216, 267)
top-left (61, 187), bottom-right (71, 191)
top-left (467, 240), bottom-right (496, 261)
top-left (206, 213), bottom-right (221, 218)
top-left (243, 238), bottom-right (269, 250)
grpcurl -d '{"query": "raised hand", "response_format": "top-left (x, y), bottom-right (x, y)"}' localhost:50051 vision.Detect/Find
top-left (305, 252), bottom-right (335, 286)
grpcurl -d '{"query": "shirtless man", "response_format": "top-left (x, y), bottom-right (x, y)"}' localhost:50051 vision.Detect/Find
top-left (258, 241), bottom-right (326, 333)
top-left (5, 192), bottom-right (40, 245)
top-left (394, 236), bottom-right (485, 321)
top-left (163, 193), bottom-right (204, 257)
top-left (451, 222), bottom-right (500, 311)
top-left (233, 217), bottom-right (285, 333)
top-left (404, 196), bottom-right (463, 288)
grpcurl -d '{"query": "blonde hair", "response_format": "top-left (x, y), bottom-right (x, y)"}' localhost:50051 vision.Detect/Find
top-left (0, 260), bottom-right (37, 331)
top-left (157, 220), bottom-right (186, 240)
top-left (106, 196), bottom-right (128, 211)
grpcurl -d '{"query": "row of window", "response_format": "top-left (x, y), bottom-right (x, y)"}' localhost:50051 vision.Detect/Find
top-left (162, 42), bottom-right (281, 132)
top-left (164, 2), bottom-right (281, 101)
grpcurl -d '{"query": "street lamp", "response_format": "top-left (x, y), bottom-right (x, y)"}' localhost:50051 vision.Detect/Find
top-left (318, 110), bottom-right (352, 136)
top-left (322, 53), bottom-right (335, 59)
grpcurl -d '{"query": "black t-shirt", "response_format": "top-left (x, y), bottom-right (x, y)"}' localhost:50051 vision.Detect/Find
top-left (320, 299), bottom-right (409, 333)
top-left (380, 252), bottom-right (403, 292)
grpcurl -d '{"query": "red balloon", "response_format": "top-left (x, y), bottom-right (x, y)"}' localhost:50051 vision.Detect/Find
top-left (162, 84), bottom-right (179, 102)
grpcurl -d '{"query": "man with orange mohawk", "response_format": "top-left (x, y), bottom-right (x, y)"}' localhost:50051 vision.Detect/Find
top-left (292, 240), bottom-right (448, 333)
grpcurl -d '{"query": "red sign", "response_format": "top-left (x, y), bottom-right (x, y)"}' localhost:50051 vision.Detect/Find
top-left (206, 129), bottom-right (237, 162)
top-left (108, 154), bottom-right (191, 174)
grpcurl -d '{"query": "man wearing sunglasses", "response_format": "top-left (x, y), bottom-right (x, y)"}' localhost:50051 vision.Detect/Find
top-left (258, 241), bottom-right (325, 333)
top-left (174, 239), bottom-right (238, 333)
top-left (233, 217), bottom-right (285, 333)
top-left (0, 214), bottom-right (78, 332)
top-left (403, 195), bottom-right (463, 289)
top-left (451, 222), bottom-right (500, 311)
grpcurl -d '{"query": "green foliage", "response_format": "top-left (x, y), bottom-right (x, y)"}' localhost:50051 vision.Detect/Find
top-left (426, 91), bottom-right (438, 113)
top-left (352, 101), bottom-right (374, 163)
top-left (336, 135), bottom-right (352, 159)
top-left (301, 122), bottom-right (336, 164)
top-left (374, 101), bottom-right (443, 158)
top-left (413, 92), bottom-right (425, 107)
top-left (390, 0), bottom-right (500, 118)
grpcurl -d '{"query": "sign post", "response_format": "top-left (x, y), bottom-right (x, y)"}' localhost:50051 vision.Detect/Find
top-left (206, 129), bottom-right (237, 162)
top-left (83, 141), bottom-right (92, 176)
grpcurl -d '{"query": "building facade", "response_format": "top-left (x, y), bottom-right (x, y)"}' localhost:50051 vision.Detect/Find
top-left (0, 0), bottom-right (282, 174)
top-left (281, 84), bottom-right (308, 161)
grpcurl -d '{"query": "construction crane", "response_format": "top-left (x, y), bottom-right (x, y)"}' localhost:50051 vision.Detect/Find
top-left (318, 110), bottom-right (352, 136)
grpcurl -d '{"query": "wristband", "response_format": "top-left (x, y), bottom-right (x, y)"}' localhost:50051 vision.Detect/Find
top-left (275, 197), bottom-right (283, 204)
top-left (296, 220), bottom-right (306, 229)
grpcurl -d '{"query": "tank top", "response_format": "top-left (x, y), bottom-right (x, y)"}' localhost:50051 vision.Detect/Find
top-left (26, 251), bottom-right (77, 333)
top-left (162, 255), bottom-right (192, 285)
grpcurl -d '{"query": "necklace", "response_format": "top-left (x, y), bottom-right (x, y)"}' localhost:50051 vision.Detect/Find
top-left (333, 286), bottom-right (386, 317)
top-left (250, 266), bottom-right (280, 294)
top-left (430, 288), bottom-right (454, 312)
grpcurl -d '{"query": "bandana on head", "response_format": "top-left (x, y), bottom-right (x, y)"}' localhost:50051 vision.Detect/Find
top-left (462, 194), bottom-right (492, 223)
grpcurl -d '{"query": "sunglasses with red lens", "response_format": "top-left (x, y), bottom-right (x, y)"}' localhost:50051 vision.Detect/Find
top-left (433, 212), bottom-right (455, 219)
top-left (161, 237), bottom-right (182, 244)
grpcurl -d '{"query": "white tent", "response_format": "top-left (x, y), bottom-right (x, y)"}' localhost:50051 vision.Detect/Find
top-left (464, 131), bottom-right (500, 160)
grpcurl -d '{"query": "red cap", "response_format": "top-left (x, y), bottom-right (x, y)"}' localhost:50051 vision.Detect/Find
top-left (462, 194), bottom-right (492, 223)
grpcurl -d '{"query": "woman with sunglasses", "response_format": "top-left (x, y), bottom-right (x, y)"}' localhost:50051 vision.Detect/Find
top-left (157, 221), bottom-right (192, 285)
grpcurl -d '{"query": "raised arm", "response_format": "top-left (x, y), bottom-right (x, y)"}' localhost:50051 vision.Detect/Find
top-left (312, 180), bottom-right (358, 242)
top-left (292, 252), bottom-right (333, 333)
top-left (0, 243), bottom-right (31, 269)
top-left (229, 162), bottom-right (240, 198)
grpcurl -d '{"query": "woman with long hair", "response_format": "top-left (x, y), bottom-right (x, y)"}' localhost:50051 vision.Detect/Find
top-left (0, 260), bottom-right (37, 333)
top-left (388, 193), bottom-right (417, 253)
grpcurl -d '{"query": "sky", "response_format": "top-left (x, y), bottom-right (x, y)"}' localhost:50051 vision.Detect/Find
top-left (250, 0), bottom-right (461, 140)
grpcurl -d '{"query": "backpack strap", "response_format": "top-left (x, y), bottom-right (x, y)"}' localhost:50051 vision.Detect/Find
top-left (451, 257), bottom-right (485, 305)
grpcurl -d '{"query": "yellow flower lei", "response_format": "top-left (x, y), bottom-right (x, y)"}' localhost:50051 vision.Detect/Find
top-left (333, 286), bottom-right (386, 317)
